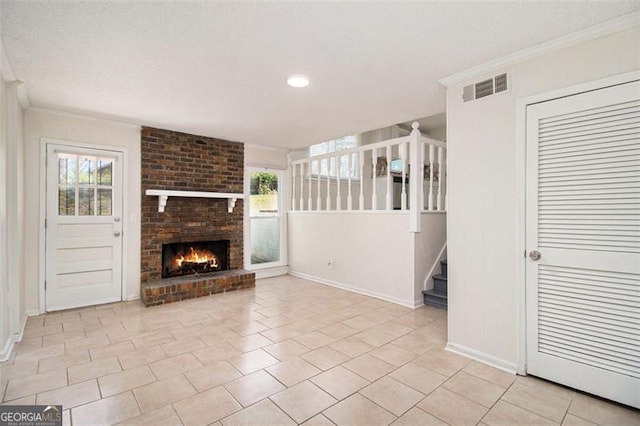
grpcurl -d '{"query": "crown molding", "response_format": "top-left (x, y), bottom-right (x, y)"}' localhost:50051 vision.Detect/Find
top-left (439, 11), bottom-right (640, 88)
top-left (28, 105), bottom-right (142, 130)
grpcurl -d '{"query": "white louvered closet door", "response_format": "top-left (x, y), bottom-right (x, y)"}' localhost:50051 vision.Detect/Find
top-left (526, 79), bottom-right (640, 409)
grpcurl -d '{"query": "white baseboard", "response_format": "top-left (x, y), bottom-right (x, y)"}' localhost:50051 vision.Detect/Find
top-left (126, 293), bottom-right (141, 301)
top-left (253, 266), bottom-right (289, 280)
top-left (289, 270), bottom-right (416, 309)
top-left (0, 310), bottom-right (39, 363)
top-left (445, 342), bottom-right (518, 375)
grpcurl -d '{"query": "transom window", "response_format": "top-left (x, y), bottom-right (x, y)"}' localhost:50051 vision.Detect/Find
top-left (309, 135), bottom-right (359, 179)
top-left (57, 154), bottom-right (114, 216)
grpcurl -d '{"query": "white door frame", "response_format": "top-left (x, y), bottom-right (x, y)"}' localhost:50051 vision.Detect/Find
top-left (515, 70), bottom-right (640, 374)
top-left (38, 138), bottom-right (129, 313)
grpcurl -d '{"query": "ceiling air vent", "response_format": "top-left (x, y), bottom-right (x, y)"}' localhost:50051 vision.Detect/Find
top-left (463, 73), bottom-right (509, 102)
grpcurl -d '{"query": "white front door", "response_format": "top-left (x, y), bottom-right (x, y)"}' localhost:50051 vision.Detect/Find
top-left (45, 143), bottom-right (124, 311)
top-left (526, 80), bottom-right (640, 408)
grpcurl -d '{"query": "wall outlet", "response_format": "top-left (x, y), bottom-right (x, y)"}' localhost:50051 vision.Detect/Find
top-left (327, 259), bottom-right (333, 268)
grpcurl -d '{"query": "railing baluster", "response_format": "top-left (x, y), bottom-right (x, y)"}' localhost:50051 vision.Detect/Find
top-left (291, 164), bottom-right (296, 211)
top-left (386, 145), bottom-right (392, 210)
top-left (299, 163), bottom-right (304, 211)
top-left (428, 144), bottom-right (434, 211)
top-left (420, 142), bottom-right (426, 211)
top-left (437, 146), bottom-right (444, 211)
top-left (347, 153), bottom-right (353, 210)
top-left (336, 155), bottom-right (342, 210)
top-left (401, 141), bottom-right (407, 210)
top-left (316, 160), bottom-right (321, 211)
top-left (372, 148), bottom-right (378, 210)
top-left (307, 160), bottom-right (312, 211)
top-left (359, 151), bottom-right (365, 210)
top-left (326, 158), bottom-right (331, 210)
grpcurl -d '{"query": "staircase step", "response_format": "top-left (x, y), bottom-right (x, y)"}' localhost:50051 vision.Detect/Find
top-left (440, 259), bottom-right (447, 277)
top-left (422, 290), bottom-right (447, 309)
top-left (433, 274), bottom-right (448, 296)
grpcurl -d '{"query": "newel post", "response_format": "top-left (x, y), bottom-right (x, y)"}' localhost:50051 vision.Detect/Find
top-left (409, 122), bottom-right (423, 233)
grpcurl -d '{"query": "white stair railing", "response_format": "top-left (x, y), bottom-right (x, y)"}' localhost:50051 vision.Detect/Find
top-left (289, 122), bottom-right (446, 230)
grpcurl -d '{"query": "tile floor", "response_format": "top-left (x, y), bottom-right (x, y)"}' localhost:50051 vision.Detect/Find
top-left (1, 275), bottom-right (638, 425)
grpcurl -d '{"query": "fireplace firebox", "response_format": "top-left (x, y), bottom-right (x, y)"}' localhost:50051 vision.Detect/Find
top-left (161, 240), bottom-right (229, 279)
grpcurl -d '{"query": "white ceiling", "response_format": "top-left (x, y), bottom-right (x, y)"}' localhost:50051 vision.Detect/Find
top-left (2, 2), bottom-right (638, 150)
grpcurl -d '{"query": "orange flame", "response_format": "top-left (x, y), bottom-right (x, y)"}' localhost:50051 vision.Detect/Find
top-left (176, 247), bottom-right (218, 268)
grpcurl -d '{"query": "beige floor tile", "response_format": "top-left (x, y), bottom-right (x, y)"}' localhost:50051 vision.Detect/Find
top-left (319, 323), bottom-right (359, 340)
top-left (184, 360), bottom-right (242, 392)
top-left (116, 405), bottom-right (183, 426)
top-left (323, 393), bottom-right (396, 426)
top-left (65, 334), bottom-right (111, 351)
top-left (562, 413), bottom-right (597, 426)
top-left (294, 331), bottom-right (336, 350)
top-left (231, 321), bottom-right (270, 337)
top-left (5, 369), bottom-right (68, 400)
top-left (228, 348), bottom-right (279, 375)
top-left (266, 357), bottom-right (322, 387)
top-left (391, 333), bottom-right (438, 354)
top-left (117, 346), bottom-right (167, 370)
top-left (0, 359), bottom-right (39, 380)
top-left (133, 374), bottom-right (197, 413)
top-left (193, 342), bottom-right (242, 365)
top-left (412, 348), bottom-right (470, 377)
top-left (89, 340), bottom-right (137, 361)
top-left (301, 346), bottom-right (350, 371)
top-left (360, 376), bottom-right (425, 417)
top-left (149, 353), bottom-right (203, 380)
top-left (68, 356), bottom-right (122, 384)
top-left (271, 381), bottom-right (337, 423)
top-left (375, 321), bottom-right (415, 338)
top-left (259, 315), bottom-right (294, 329)
top-left (223, 370), bottom-right (285, 407)
top-left (229, 333), bottom-right (274, 352)
top-left (264, 339), bottom-right (310, 361)
top-left (418, 387), bottom-right (488, 426)
top-left (260, 325), bottom-right (302, 343)
top-left (503, 381), bottom-right (571, 423)
top-left (389, 362), bottom-right (447, 395)
top-left (483, 400), bottom-right (557, 425)
top-left (174, 385), bottom-right (241, 426)
top-left (221, 398), bottom-right (296, 425)
top-left (516, 375), bottom-right (576, 400)
top-left (98, 365), bottom-right (157, 397)
top-left (343, 354), bottom-right (396, 381)
top-left (330, 337), bottom-right (375, 358)
top-left (71, 391), bottom-right (141, 425)
top-left (38, 348), bottom-right (90, 373)
top-left (463, 361), bottom-right (516, 388)
top-left (370, 344), bottom-right (415, 367)
top-left (160, 337), bottom-right (206, 357)
top-left (300, 413), bottom-right (335, 425)
top-left (310, 365), bottom-right (370, 401)
top-left (132, 331), bottom-right (177, 349)
top-left (41, 330), bottom-right (87, 347)
top-left (2, 395), bottom-right (36, 405)
top-left (340, 316), bottom-right (379, 331)
top-left (443, 371), bottom-right (507, 408)
top-left (13, 344), bottom-right (65, 364)
top-left (36, 379), bottom-right (101, 409)
top-left (391, 406), bottom-right (447, 425)
top-left (568, 393), bottom-right (640, 425)
top-left (352, 329), bottom-right (396, 347)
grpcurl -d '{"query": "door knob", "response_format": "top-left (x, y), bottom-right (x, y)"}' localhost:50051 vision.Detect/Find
top-left (114, 231), bottom-right (121, 237)
top-left (529, 250), bottom-right (541, 261)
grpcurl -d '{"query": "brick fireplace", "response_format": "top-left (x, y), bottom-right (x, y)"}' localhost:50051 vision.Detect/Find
top-left (140, 127), bottom-right (255, 306)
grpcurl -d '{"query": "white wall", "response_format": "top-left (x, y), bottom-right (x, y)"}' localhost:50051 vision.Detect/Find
top-left (289, 212), bottom-right (446, 307)
top-left (24, 109), bottom-right (142, 310)
top-left (0, 57), bottom-right (26, 360)
top-left (245, 143), bottom-right (288, 169)
top-left (446, 27), bottom-right (640, 371)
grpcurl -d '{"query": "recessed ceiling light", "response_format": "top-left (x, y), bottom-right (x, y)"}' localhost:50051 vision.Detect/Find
top-left (287, 74), bottom-right (310, 88)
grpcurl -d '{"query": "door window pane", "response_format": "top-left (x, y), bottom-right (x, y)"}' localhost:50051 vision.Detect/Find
top-left (78, 188), bottom-right (95, 215)
top-left (58, 187), bottom-right (75, 215)
top-left (98, 159), bottom-right (113, 185)
top-left (249, 172), bottom-right (279, 216)
top-left (98, 188), bottom-right (112, 216)
top-left (79, 157), bottom-right (96, 184)
top-left (58, 156), bottom-right (77, 184)
top-left (249, 171), bottom-right (281, 266)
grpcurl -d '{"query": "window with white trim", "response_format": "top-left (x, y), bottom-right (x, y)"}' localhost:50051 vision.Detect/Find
top-left (309, 135), bottom-right (359, 179)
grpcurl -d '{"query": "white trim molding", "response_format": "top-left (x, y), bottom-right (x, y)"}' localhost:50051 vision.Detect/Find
top-left (439, 12), bottom-right (640, 87)
top-left (0, 310), bottom-right (39, 363)
top-left (446, 342), bottom-right (518, 375)
top-left (145, 189), bottom-right (244, 213)
top-left (289, 271), bottom-right (417, 309)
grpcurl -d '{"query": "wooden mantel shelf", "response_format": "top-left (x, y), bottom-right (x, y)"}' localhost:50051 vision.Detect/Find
top-left (145, 189), bottom-right (244, 213)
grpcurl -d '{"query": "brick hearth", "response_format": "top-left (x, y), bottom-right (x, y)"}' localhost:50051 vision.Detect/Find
top-left (140, 127), bottom-right (255, 306)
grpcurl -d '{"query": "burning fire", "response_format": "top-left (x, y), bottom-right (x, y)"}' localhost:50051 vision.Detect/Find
top-left (176, 247), bottom-right (219, 268)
